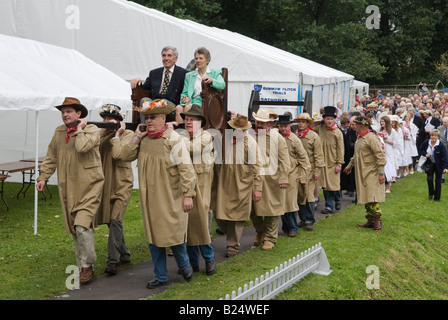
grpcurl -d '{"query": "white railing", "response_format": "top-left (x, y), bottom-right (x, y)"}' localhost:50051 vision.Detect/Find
top-left (221, 242), bottom-right (332, 300)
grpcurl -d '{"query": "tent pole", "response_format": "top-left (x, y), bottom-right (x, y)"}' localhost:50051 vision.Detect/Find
top-left (34, 111), bottom-right (39, 235)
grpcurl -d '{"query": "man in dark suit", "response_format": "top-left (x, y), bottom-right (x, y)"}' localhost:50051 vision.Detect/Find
top-left (130, 46), bottom-right (187, 106)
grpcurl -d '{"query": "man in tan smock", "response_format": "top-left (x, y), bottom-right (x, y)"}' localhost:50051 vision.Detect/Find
top-left (344, 115), bottom-right (386, 231)
top-left (215, 114), bottom-right (264, 257)
top-left (95, 104), bottom-right (134, 276)
top-left (294, 113), bottom-right (325, 231)
top-left (36, 97), bottom-right (104, 284)
top-left (121, 98), bottom-right (196, 289)
top-left (179, 104), bottom-right (216, 275)
top-left (250, 109), bottom-right (290, 251)
top-left (277, 115), bottom-right (311, 237)
top-left (314, 106), bottom-right (345, 214)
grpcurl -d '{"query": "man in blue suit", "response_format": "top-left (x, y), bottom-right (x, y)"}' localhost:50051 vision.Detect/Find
top-left (130, 46), bottom-right (187, 106)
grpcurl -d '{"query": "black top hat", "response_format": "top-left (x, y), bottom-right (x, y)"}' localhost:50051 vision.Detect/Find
top-left (322, 106), bottom-right (337, 118)
top-left (277, 115), bottom-right (293, 124)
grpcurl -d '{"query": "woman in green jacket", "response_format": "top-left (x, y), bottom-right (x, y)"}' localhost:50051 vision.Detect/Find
top-left (175, 47), bottom-right (226, 124)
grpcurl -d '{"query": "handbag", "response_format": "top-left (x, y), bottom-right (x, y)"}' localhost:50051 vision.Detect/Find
top-left (422, 158), bottom-right (434, 174)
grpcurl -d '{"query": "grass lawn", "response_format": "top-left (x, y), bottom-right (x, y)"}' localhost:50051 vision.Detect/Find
top-left (1, 172), bottom-right (448, 300)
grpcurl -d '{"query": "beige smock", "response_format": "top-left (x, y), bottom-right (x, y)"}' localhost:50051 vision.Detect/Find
top-left (296, 129), bottom-right (325, 202)
top-left (121, 128), bottom-right (196, 247)
top-left (185, 129), bottom-right (214, 245)
top-left (215, 133), bottom-right (264, 221)
top-left (253, 129), bottom-right (290, 216)
top-left (314, 125), bottom-right (344, 191)
top-left (37, 124), bottom-right (104, 234)
top-left (346, 131), bottom-right (386, 204)
top-left (95, 129), bottom-right (134, 225)
top-left (282, 133), bottom-right (311, 211)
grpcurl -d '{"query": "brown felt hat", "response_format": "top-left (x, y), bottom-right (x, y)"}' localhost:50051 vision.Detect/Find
top-left (55, 97), bottom-right (88, 118)
top-left (228, 114), bottom-right (252, 130)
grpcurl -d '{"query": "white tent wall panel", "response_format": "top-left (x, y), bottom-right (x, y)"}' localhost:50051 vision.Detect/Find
top-left (0, 0), bottom-right (355, 116)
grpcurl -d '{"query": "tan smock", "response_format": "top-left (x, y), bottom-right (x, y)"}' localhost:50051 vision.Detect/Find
top-left (38, 124), bottom-right (104, 234)
top-left (121, 128), bottom-right (196, 247)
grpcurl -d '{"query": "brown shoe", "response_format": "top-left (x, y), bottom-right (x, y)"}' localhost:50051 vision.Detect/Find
top-left (262, 242), bottom-right (274, 251)
top-left (288, 231), bottom-right (297, 237)
top-left (373, 219), bottom-right (382, 231)
top-left (253, 233), bottom-right (265, 246)
top-left (80, 266), bottom-right (94, 283)
top-left (225, 249), bottom-right (238, 258)
top-left (357, 218), bottom-right (375, 228)
top-left (104, 263), bottom-right (118, 276)
top-left (305, 223), bottom-right (314, 231)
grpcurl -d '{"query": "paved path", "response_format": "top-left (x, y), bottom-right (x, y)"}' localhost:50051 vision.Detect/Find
top-left (50, 193), bottom-right (356, 300)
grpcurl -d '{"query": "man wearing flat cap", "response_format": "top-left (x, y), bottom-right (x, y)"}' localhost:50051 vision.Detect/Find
top-left (250, 109), bottom-right (290, 251)
top-left (314, 106), bottom-right (345, 214)
top-left (95, 104), bottom-right (134, 276)
top-left (215, 114), bottom-right (264, 257)
top-left (121, 98), bottom-right (196, 289)
top-left (277, 115), bottom-right (311, 237)
top-left (37, 97), bottom-right (104, 284)
top-left (178, 104), bottom-right (216, 275)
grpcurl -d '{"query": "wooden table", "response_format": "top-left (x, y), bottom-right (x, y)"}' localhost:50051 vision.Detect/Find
top-left (0, 160), bottom-right (51, 203)
top-left (0, 174), bottom-right (10, 210)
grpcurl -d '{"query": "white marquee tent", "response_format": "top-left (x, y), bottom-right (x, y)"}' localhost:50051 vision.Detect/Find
top-left (0, 33), bottom-right (132, 234)
top-left (0, 0), bottom-right (355, 117)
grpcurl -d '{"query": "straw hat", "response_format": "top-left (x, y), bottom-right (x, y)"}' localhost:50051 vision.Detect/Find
top-left (389, 115), bottom-right (400, 122)
top-left (252, 109), bottom-right (274, 122)
top-left (228, 114), bottom-right (252, 130)
top-left (55, 97), bottom-right (88, 119)
top-left (134, 98), bottom-right (175, 115)
top-left (294, 113), bottom-right (314, 125)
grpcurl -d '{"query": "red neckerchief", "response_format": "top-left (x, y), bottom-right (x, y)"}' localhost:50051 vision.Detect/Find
top-left (147, 124), bottom-right (168, 139)
top-left (357, 129), bottom-right (372, 140)
top-left (325, 123), bottom-right (339, 130)
top-left (296, 127), bottom-right (311, 138)
top-left (66, 126), bottom-right (78, 143)
top-left (280, 128), bottom-right (291, 138)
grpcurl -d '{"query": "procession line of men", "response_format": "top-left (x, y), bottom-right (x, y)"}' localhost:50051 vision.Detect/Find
top-left (37, 94), bottom-right (386, 289)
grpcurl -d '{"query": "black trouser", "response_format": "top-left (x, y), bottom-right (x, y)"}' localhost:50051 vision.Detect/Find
top-left (427, 163), bottom-right (442, 201)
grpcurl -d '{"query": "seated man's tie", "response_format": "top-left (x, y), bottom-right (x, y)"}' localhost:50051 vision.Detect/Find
top-left (160, 69), bottom-right (170, 97)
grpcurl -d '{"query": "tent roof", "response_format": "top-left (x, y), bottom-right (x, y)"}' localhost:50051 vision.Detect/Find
top-left (0, 0), bottom-right (353, 87)
top-left (0, 33), bottom-right (131, 111)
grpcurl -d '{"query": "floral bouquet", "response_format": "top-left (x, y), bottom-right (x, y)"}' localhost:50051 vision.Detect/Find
top-left (403, 130), bottom-right (410, 140)
top-left (378, 131), bottom-right (388, 140)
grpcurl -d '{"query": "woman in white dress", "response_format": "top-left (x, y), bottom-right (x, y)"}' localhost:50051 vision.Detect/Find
top-left (379, 115), bottom-right (397, 193)
top-left (399, 119), bottom-right (413, 176)
top-left (390, 115), bottom-right (405, 178)
top-left (404, 113), bottom-right (419, 174)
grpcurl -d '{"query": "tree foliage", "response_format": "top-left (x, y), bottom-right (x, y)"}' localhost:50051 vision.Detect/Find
top-left (131, 0), bottom-right (448, 85)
